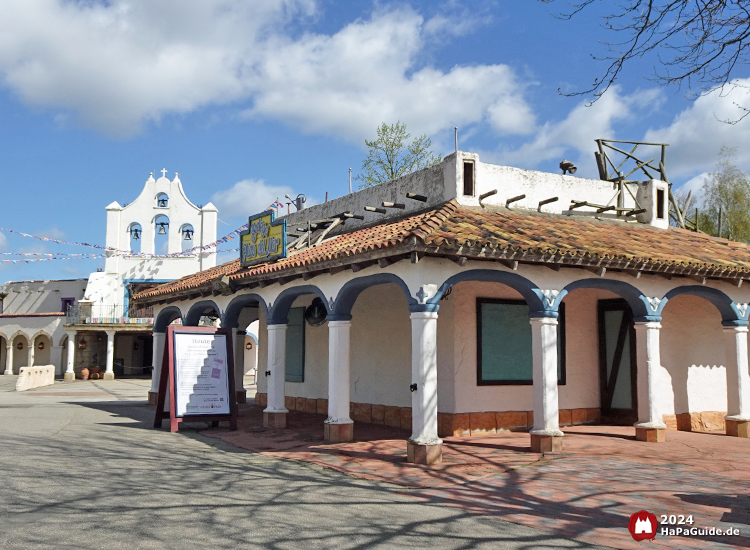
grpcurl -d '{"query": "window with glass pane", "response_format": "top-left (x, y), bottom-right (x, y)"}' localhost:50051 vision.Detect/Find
top-left (285, 307), bottom-right (305, 382)
top-left (476, 299), bottom-right (565, 385)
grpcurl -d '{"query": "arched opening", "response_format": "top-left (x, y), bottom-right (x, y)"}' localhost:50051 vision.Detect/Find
top-left (180, 224), bottom-right (194, 253)
top-left (184, 301), bottom-right (221, 327)
top-left (347, 283), bottom-right (413, 424)
top-left (128, 223), bottom-right (142, 254)
top-left (156, 192), bottom-right (169, 208)
top-left (244, 324), bottom-right (259, 384)
top-left (33, 334), bottom-right (51, 366)
top-left (659, 292), bottom-right (734, 432)
top-left (330, 276), bottom-right (419, 420)
top-left (153, 306), bottom-right (183, 333)
top-left (556, 286), bottom-right (638, 427)
top-left (154, 215), bottom-right (169, 255)
top-left (434, 277), bottom-right (557, 436)
top-left (265, 288), bottom-right (325, 397)
top-left (0, 335), bottom-right (6, 374)
top-left (224, 294), bottom-right (268, 403)
top-left (12, 334), bottom-right (29, 374)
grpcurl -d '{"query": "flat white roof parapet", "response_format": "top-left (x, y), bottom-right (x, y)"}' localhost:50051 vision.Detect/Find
top-left (280, 151), bottom-right (666, 235)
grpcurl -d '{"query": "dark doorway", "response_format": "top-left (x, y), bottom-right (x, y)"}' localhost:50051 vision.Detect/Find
top-left (598, 299), bottom-right (638, 424)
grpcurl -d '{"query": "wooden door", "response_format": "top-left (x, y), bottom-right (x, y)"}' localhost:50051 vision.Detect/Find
top-left (598, 299), bottom-right (638, 424)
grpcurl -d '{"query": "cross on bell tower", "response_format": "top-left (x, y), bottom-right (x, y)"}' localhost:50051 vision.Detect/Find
top-left (161, 168), bottom-right (168, 178)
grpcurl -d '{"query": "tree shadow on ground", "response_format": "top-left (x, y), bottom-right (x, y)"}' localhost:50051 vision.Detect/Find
top-left (0, 417), bottom-right (608, 550)
top-left (58, 399), bottom-right (750, 549)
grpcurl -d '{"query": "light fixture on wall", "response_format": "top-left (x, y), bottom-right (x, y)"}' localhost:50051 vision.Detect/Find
top-left (559, 159), bottom-right (577, 175)
top-left (156, 222), bottom-right (168, 235)
top-left (38, 341), bottom-right (45, 350)
top-left (246, 342), bottom-right (253, 350)
top-left (16, 342), bottom-right (23, 350)
top-left (78, 337), bottom-right (87, 350)
top-left (304, 297), bottom-right (328, 327)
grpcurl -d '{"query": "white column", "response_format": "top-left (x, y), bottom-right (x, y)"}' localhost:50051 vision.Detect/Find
top-left (28, 338), bottom-right (35, 368)
top-left (64, 331), bottom-right (76, 381)
top-left (233, 329), bottom-right (246, 402)
top-left (264, 323), bottom-right (288, 427)
top-left (103, 330), bottom-right (116, 380)
top-left (530, 317), bottom-right (563, 436)
top-left (409, 311), bottom-right (441, 447)
top-left (148, 332), bottom-right (166, 401)
top-left (724, 325), bottom-right (750, 420)
top-left (4, 344), bottom-right (12, 375)
top-left (325, 320), bottom-right (353, 440)
top-left (634, 321), bottom-right (667, 429)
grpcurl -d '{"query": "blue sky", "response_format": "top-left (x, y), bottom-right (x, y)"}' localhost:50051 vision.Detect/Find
top-left (2, 0), bottom-right (750, 283)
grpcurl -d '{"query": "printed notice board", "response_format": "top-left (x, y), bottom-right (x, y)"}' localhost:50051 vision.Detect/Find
top-left (153, 326), bottom-right (238, 432)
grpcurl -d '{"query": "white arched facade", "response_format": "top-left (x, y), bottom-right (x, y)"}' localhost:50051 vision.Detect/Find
top-left (144, 255), bottom-right (750, 461)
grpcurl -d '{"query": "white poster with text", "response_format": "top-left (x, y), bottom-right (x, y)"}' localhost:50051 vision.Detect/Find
top-left (173, 332), bottom-right (230, 417)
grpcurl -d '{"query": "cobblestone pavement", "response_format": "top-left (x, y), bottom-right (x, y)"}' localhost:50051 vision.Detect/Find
top-left (0, 377), bottom-right (609, 550)
top-left (203, 400), bottom-right (750, 550)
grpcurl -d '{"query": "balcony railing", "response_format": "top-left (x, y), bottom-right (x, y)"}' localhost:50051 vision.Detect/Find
top-left (66, 304), bottom-right (154, 325)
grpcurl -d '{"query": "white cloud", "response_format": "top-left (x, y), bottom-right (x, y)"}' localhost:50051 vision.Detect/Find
top-left (644, 80), bottom-right (750, 179)
top-left (244, 8), bottom-right (535, 141)
top-left (0, 232), bottom-right (7, 250)
top-left (37, 228), bottom-right (66, 240)
top-left (492, 87), bottom-right (664, 175)
top-left (676, 172), bottom-right (708, 200)
top-left (0, 1), bottom-right (535, 141)
top-left (211, 179), bottom-right (297, 219)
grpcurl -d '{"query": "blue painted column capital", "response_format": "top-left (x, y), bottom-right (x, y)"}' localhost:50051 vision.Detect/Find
top-left (409, 304), bottom-right (440, 314)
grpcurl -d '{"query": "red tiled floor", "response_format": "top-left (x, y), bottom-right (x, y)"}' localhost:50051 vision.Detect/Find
top-left (202, 403), bottom-right (750, 550)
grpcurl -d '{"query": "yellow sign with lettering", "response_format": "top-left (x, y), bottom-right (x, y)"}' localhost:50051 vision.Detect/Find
top-left (239, 210), bottom-right (287, 267)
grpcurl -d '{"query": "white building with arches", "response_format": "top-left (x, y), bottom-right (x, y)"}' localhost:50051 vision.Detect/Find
top-left (135, 152), bottom-right (750, 465)
top-left (1, 170), bottom-right (218, 381)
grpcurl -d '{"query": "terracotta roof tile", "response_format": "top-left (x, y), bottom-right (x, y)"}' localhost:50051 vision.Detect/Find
top-left (135, 201), bottom-right (750, 301)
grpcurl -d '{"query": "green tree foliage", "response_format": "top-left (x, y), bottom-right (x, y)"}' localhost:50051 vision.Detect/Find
top-left (356, 122), bottom-right (441, 188)
top-left (698, 146), bottom-right (750, 241)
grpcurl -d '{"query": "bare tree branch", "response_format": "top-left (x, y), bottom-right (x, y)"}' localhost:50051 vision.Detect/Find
top-left (541, 0), bottom-right (750, 121)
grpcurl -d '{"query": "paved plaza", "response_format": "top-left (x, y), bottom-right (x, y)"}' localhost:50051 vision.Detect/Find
top-left (1, 377), bottom-right (749, 549)
top-left (0, 376), bottom-right (606, 550)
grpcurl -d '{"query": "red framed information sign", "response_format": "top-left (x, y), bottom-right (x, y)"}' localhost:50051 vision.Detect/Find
top-left (153, 326), bottom-right (238, 432)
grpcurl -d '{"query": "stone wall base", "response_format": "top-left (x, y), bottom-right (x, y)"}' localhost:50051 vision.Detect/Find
top-left (63, 372), bottom-right (76, 382)
top-left (148, 391), bottom-right (158, 405)
top-left (438, 408), bottom-right (601, 437)
top-left (255, 393), bottom-right (414, 430)
top-left (102, 372), bottom-right (115, 380)
top-left (255, 395), bottom-right (601, 437)
top-left (407, 441), bottom-right (442, 464)
top-left (530, 434), bottom-right (563, 453)
top-left (324, 422), bottom-right (354, 443)
top-left (636, 427), bottom-right (666, 443)
top-left (726, 418), bottom-right (750, 438)
top-left (662, 412), bottom-right (726, 432)
top-left (263, 411), bottom-right (287, 429)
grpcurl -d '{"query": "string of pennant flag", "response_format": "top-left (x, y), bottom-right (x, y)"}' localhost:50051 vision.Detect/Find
top-left (0, 222), bottom-right (250, 259)
top-left (0, 199), bottom-right (285, 264)
top-left (0, 248), bottom-right (240, 263)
